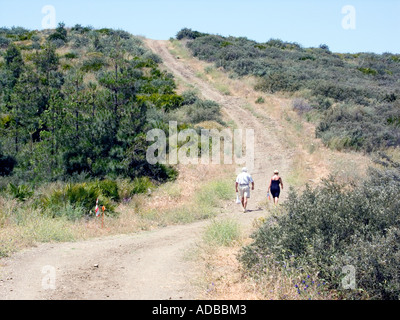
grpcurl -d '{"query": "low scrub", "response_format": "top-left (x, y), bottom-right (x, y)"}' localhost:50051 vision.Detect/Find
top-left (240, 166), bottom-right (400, 300)
top-left (117, 176), bottom-right (154, 201)
top-left (39, 182), bottom-right (116, 220)
top-left (7, 183), bottom-right (34, 202)
top-left (179, 29), bottom-right (400, 152)
top-left (38, 178), bottom-right (155, 220)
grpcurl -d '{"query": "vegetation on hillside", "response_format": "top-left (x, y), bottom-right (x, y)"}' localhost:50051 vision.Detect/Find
top-left (0, 24), bottom-right (222, 220)
top-left (240, 164), bottom-right (400, 300)
top-left (176, 28), bottom-right (400, 300)
top-left (177, 28), bottom-right (400, 153)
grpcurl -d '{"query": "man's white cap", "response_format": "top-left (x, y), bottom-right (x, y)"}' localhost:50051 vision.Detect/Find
top-left (242, 167), bottom-right (248, 172)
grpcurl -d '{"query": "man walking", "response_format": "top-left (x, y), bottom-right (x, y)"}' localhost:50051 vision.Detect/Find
top-left (235, 167), bottom-right (254, 213)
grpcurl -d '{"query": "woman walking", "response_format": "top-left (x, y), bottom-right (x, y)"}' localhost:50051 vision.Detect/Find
top-left (268, 170), bottom-right (283, 205)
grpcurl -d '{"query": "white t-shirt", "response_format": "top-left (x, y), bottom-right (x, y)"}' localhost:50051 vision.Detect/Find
top-left (236, 172), bottom-right (254, 185)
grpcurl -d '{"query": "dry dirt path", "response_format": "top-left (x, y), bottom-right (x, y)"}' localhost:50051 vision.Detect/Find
top-left (0, 40), bottom-right (293, 300)
top-left (145, 40), bottom-right (293, 223)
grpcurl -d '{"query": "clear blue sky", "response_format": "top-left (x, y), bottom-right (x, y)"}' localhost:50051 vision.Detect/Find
top-left (1, 0), bottom-right (399, 54)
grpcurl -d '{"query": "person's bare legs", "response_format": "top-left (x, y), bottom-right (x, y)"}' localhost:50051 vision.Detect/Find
top-left (274, 197), bottom-right (279, 205)
top-left (241, 196), bottom-right (247, 212)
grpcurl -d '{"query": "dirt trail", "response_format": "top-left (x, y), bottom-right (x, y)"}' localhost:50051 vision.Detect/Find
top-left (145, 40), bottom-right (293, 212)
top-left (0, 40), bottom-right (292, 300)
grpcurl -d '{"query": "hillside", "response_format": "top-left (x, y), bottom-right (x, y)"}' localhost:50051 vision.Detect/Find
top-left (0, 25), bottom-right (229, 225)
top-left (172, 29), bottom-right (400, 300)
top-left (0, 35), bottom-right (293, 300)
top-left (0, 25), bottom-right (225, 184)
top-left (177, 28), bottom-right (400, 153)
top-left (1, 25), bottom-right (400, 301)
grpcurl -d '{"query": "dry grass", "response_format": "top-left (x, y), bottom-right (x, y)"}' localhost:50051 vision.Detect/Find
top-left (0, 161), bottom-right (236, 257)
top-left (195, 237), bottom-right (334, 300)
top-left (114, 164), bottom-right (233, 226)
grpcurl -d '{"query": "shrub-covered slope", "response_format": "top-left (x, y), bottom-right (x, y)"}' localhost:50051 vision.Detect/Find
top-left (0, 25), bottom-right (221, 184)
top-left (177, 28), bottom-right (400, 152)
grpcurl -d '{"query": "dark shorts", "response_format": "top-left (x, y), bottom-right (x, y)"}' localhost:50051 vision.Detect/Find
top-left (270, 187), bottom-right (280, 198)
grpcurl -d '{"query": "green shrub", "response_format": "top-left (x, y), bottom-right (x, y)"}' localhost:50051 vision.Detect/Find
top-left (0, 36), bottom-right (10, 48)
top-left (64, 52), bottom-right (78, 60)
top-left (131, 177), bottom-right (154, 195)
top-left (48, 22), bottom-right (68, 43)
top-left (255, 96), bottom-right (265, 104)
top-left (94, 179), bottom-right (119, 201)
top-left (292, 98), bottom-right (312, 115)
top-left (40, 182), bottom-right (116, 219)
top-left (97, 28), bottom-right (112, 35)
top-left (80, 56), bottom-right (107, 72)
top-left (316, 102), bottom-right (400, 152)
top-left (255, 72), bottom-right (300, 93)
top-left (117, 177), bottom-right (155, 201)
top-left (62, 63), bottom-right (72, 71)
top-left (7, 183), bottom-right (34, 202)
top-left (71, 24), bottom-right (92, 34)
top-left (177, 99), bottom-right (222, 124)
top-left (181, 90), bottom-right (199, 105)
top-left (49, 202), bottom-right (87, 221)
top-left (176, 28), bottom-right (208, 40)
top-left (358, 67), bottom-right (378, 76)
top-left (240, 166), bottom-right (400, 300)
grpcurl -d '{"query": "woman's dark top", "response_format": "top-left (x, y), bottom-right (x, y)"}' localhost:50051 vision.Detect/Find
top-left (270, 179), bottom-right (281, 198)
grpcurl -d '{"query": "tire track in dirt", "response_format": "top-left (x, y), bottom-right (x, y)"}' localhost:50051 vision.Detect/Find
top-left (0, 222), bottom-right (205, 300)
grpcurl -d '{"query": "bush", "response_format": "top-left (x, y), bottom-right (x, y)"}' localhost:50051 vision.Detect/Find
top-left (48, 22), bottom-right (68, 42)
top-left (181, 90), bottom-right (199, 105)
top-left (52, 202), bottom-right (87, 221)
top-left (95, 179), bottom-right (119, 201)
top-left (316, 102), bottom-right (400, 152)
top-left (292, 98), bottom-right (313, 115)
top-left (80, 56), bottom-right (107, 72)
top-left (176, 28), bottom-right (208, 40)
top-left (50, 39), bottom-right (66, 48)
top-left (177, 99), bottom-right (222, 124)
top-left (255, 72), bottom-right (301, 93)
top-left (131, 176), bottom-right (154, 195)
top-left (71, 35), bottom-right (89, 49)
top-left (0, 36), bottom-right (10, 48)
top-left (116, 177), bottom-right (153, 200)
top-left (7, 183), bottom-right (33, 202)
top-left (71, 24), bottom-right (92, 34)
top-left (255, 96), bottom-right (265, 104)
top-left (240, 166), bottom-right (400, 299)
top-left (40, 182), bottom-right (116, 219)
top-left (64, 52), bottom-right (78, 60)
